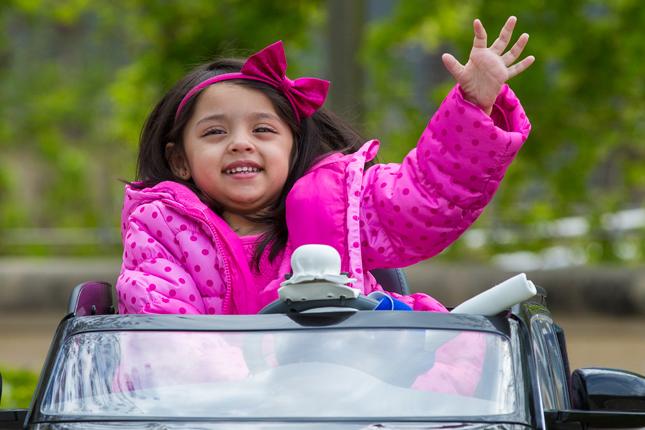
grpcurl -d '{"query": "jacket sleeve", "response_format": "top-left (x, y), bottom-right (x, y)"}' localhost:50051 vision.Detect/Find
top-left (411, 332), bottom-right (487, 395)
top-left (116, 201), bottom-right (206, 315)
top-left (360, 84), bottom-right (531, 270)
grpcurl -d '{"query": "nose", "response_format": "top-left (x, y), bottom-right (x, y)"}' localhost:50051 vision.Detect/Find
top-left (227, 131), bottom-right (255, 153)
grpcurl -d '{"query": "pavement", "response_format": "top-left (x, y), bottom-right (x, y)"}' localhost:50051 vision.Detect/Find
top-left (1, 258), bottom-right (644, 374)
top-left (2, 258), bottom-right (645, 314)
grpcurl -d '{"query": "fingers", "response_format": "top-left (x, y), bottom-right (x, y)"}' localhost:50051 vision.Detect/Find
top-left (490, 16), bottom-right (517, 55)
top-left (507, 55), bottom-right (535, 79)
top-left (472, 18), bottom-right (487, 49)
top-left (441, 53), bottom-right (465, 80)
top-left (502, 33), bottom-right (529, 66)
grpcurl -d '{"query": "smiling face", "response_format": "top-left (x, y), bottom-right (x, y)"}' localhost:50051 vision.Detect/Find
top-left (168, 83), bottom-right (294, 222)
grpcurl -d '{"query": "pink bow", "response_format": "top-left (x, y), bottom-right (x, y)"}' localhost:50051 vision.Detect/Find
top-left (175, 41), bottom-right (329, 122)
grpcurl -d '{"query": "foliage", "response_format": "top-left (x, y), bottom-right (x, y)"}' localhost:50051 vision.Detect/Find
top-left (0, 367), bottom-right (38, 408)
top-left (0, 0), bottom-right (642, 263)
top-left (362, 0), bottom-right (644, 264)
top-left (0, 0), bottom-right (322, 255)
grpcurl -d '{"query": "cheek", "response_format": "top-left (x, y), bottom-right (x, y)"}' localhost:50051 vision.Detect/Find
top-left (188, 148), bottom-right (222, 176)
top-left (265, 138), bottom-right (293, 179)
top-left (189, 164), bottom-right (225, 196)
top-left (274, 155), bottom-right (291, 185)
top-left (281, 139), bottom-right (295, 177)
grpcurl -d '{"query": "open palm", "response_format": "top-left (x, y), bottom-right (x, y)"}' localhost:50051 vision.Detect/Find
top-left (442, 16), bottom-right (535, 115)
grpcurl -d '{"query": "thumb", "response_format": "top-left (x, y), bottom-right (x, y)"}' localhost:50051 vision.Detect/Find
top-left (441, 53), bottom-right (464, 80)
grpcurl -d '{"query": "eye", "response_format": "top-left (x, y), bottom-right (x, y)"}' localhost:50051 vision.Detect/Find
top-left (202, 128), bottom-right (226, 137)
top-left (254, 126), bottom-right (277, 134)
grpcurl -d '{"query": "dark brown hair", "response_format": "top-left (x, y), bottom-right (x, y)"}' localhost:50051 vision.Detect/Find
top-left (134, 57), bottom-right (369, 269)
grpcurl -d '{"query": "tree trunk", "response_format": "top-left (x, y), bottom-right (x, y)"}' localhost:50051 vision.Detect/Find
top-left (326, 0), bottom-right (365, 127)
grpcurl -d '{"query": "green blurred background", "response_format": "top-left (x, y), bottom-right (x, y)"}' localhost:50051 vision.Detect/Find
top-left (0, 0), bottom-right (642, 264)
top-left (0, 0), bottom-right (644, 408)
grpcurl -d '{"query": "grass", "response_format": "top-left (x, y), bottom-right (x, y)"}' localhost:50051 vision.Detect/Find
top-left (0, 367), bottom-right (39, 409)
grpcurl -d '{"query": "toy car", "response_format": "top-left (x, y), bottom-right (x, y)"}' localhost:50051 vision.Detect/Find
top-left (1, 253), bottom-right (645, 429)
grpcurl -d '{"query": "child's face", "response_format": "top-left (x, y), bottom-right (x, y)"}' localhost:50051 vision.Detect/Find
top-left (176, 83), bottom-right (294, 217)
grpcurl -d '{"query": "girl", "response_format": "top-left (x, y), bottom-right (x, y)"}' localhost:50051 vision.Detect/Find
top-left (117, 17), bottom-right (534, 315)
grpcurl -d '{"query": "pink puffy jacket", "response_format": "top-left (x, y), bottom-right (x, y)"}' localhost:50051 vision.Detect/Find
top-left (116, 84), bottom-right (530, 315)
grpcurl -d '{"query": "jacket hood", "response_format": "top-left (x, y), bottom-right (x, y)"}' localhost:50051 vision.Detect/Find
top-left (121, 181), bottom-right (207, 227)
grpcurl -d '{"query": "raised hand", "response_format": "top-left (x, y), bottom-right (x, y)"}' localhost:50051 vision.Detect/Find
top-left (441, 16), bottom-right (535, 115)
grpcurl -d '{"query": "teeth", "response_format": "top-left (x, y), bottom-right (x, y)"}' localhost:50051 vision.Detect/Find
top-left (225, 166), bottom-right (261, 174)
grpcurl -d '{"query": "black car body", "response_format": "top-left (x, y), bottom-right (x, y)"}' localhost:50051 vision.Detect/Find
top-left (1, 281), bottom-right (644, 429)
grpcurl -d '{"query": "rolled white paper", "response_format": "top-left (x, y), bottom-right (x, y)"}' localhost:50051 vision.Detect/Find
top-left (450, 273), bottom-right (537, 315)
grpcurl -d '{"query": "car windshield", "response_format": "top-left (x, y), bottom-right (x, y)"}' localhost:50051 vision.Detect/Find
top-left (41, 328), bottom-right (519, 419)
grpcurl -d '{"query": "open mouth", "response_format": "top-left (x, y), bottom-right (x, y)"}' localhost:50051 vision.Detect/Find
top-left (223, 166), bottom-right (263, 175)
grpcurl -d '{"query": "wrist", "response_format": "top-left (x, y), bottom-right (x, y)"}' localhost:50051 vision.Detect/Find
top-left (464, 94), bottom-right (493, 116)
top-left (454, 85), bottom-right (494, 116)
top-left (458, 84), bottom-right (501, 116)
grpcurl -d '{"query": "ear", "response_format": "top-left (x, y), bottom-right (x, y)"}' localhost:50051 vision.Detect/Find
top-left (165, 142), bottom-right (192, 180)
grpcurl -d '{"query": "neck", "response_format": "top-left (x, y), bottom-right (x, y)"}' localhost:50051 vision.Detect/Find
top-left (222, 212), bottom-right (268, 237)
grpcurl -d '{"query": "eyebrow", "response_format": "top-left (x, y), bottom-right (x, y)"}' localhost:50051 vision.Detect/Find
top-left (195, 112), bottom-right (280, 126)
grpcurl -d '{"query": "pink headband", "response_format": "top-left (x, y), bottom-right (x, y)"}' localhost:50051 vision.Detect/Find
top-left (175, 41), bottom-right (329, 123)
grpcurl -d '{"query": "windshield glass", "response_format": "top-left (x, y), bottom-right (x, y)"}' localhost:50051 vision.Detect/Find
top-left (41, 328), bottom-right (518, 419)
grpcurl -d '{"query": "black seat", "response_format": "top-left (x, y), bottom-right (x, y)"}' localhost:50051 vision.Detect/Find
top-left (68, 268), bottom-right (410, 316)
top-left (370, 268), bottom-right (410, 295)
top-left (67, 281), bottom-right (116, 316)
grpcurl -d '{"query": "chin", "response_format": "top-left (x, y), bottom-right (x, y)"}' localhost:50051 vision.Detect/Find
top-left (228, 201), bottom-right (271, 215)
